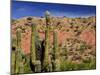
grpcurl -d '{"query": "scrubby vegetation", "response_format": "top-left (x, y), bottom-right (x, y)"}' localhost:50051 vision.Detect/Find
top-left (11, 11), bottom-right (96, 74)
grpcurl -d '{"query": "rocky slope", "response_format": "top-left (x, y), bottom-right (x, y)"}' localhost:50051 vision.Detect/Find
top-left (11, 16), bottom-right (96, 64)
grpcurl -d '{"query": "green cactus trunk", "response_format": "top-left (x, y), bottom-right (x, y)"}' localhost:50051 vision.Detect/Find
top-left (53, 30), bottom-right (60, 71)
top-left (11, 37), bottom-right (16, 74)
top-left (30, 23), bottom-right (36, 64)
top-left (15, 28), bottom-right (24, 74)
top-left (53, 30), bottom-right (59, 59)
top-left (42, 11), bottom-right (52, 72)
top-left (30, 23), bottom-right (41, 72)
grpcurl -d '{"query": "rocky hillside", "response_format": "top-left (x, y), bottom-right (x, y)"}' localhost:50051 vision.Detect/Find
top-left (12, 16), bottom-right (96, 53)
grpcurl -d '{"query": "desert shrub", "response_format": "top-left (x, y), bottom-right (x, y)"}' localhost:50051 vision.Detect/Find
top-left (89, 61), bottom-right (96, 69)
top-left (79, 42), bottom-right (87, 52)
top-left (82, 57), bottom-right (91, 63)
top-left (78, 61), bottom-right (96, 70)
top-left (75, 31), bottom-right (81, 36)
top-left (12, 19), bottom-right (16, 23)
top-left (60, 60), bottom-right (96, 71)
top-left (66, 29), bottom-right (70, 32)
top-left (60, 61), bottom-right (79, 71)
top-left (23, 56), bottom-right (32, 73)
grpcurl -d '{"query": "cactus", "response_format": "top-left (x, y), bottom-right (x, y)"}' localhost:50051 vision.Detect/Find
top-left (53, 30), bottom-right (59, 59)
top-left (30, 23), bottom-right (38, 73)
top-left (54, 59), bottom-right (60, 71)
top-left (11, 48), bottom-right (16, 74)
top-left (30, 23), bottom-right (37, 64)
top-left (53, 30), bottom-right (60, 71)
top-left (42, 11), bottom-right (52, 72)
top-left (29, 20), bottom-right (42, 72)
top-left (11, 37), bottom-right (16, 74)
top-left (26, 17), bottom-right (37, 65)
top-left (14, 28), bottom-right (24, 74)
top-left (34, 60), bottom-right (41, 72)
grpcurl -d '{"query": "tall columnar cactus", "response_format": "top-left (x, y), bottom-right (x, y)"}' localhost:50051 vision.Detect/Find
top-left (53, 30), bottom-right (59, 59)
top-left (42, 11), bottom-right (52, 71)
top-left (30, 21), bottom-right (41, 72)
top-left (30, 23), bottom-right (37, 65)
top-left (53, 30), bottom-right (60, 71)
top-left (15, 28), bottom-right (24, 74)
top-left (11, 37), bottom-right (16, 74)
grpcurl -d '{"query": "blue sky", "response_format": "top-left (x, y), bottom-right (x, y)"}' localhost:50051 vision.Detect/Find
top-left (12, 1), bottom-right (96, 19)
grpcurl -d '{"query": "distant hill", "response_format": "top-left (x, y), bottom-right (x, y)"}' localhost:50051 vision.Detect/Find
top-left (11, 16), bottom-right (96, 55)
